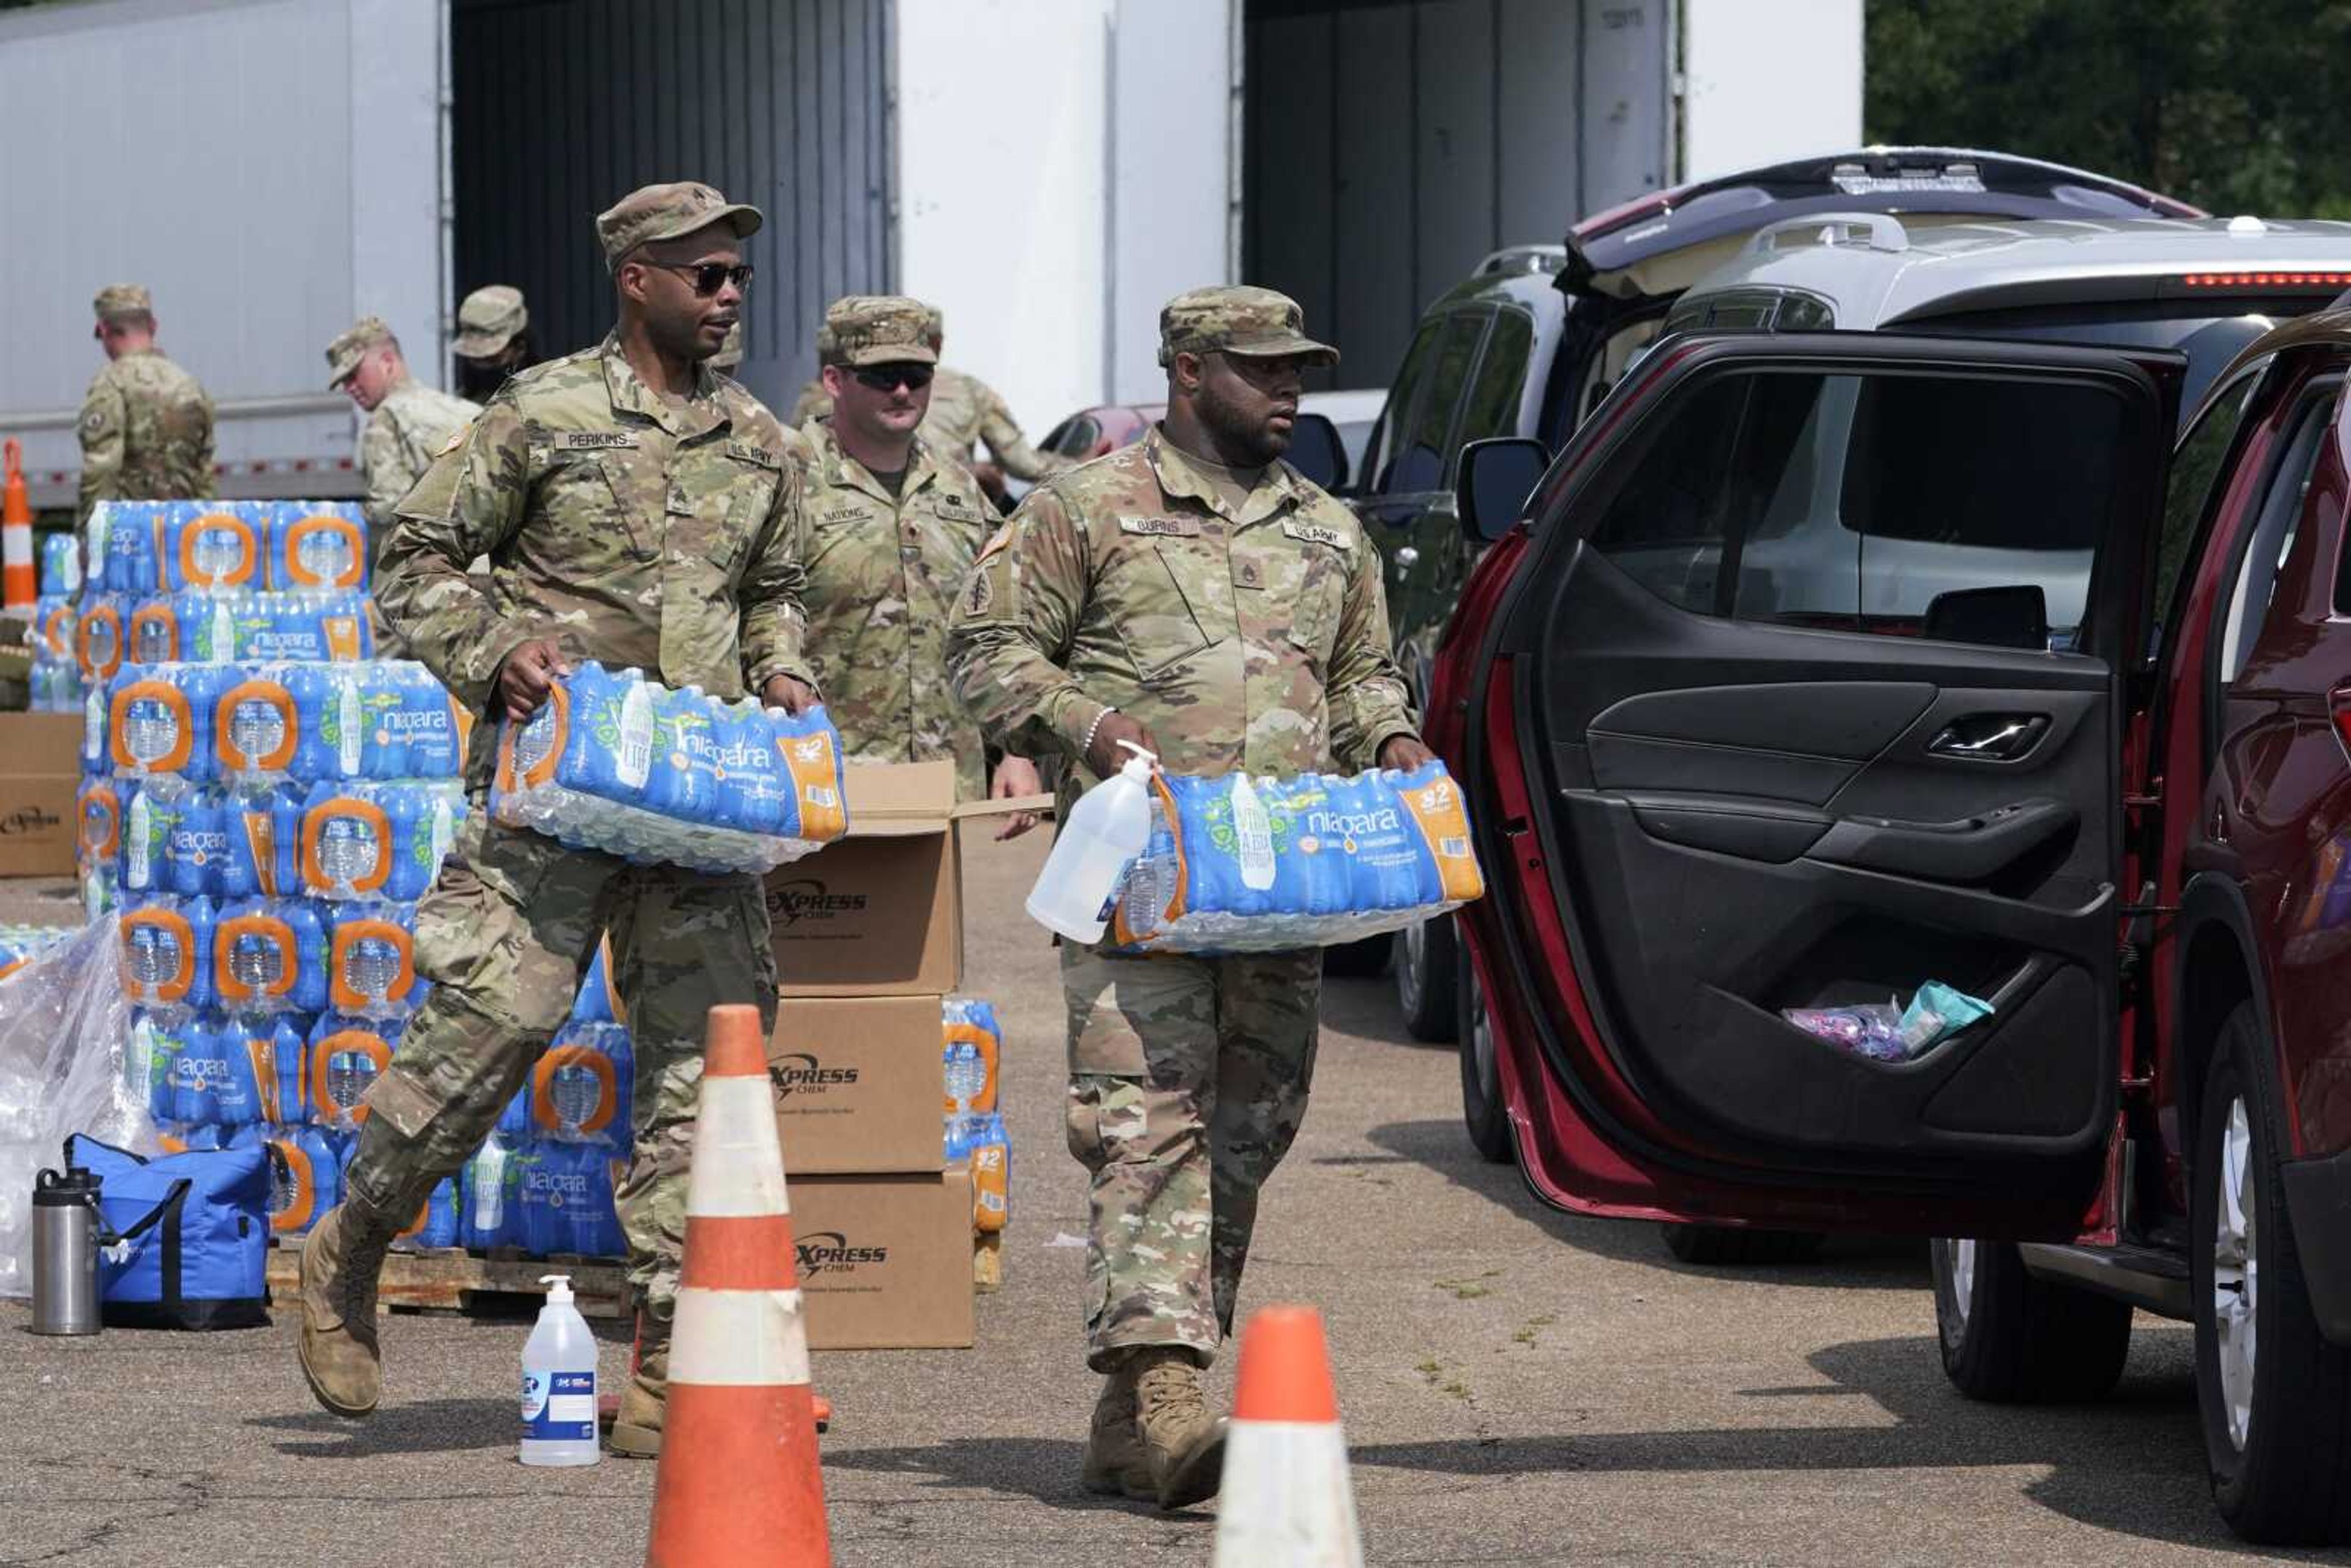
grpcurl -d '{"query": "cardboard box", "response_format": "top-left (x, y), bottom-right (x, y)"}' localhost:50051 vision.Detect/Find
top-left (767, 762), bottom-right (965, 997)
top-left (769, 993), bottom-right (947, 1175)
top-left (0, 713), bottom-right (84, 877)
top-left (793, 1168), bottom-right (975, 1349)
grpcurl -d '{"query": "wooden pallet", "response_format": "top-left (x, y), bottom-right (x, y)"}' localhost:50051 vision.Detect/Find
top-left (265, 1238), bottom-right (631, 1319)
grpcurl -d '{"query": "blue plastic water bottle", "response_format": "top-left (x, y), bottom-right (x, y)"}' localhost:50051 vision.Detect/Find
top-left (171, 1016), bottom-right (223, 1126)
top-left (381, 786), bottom-right (430, 902)
top-left (165, 788), bottom-right (225, 897)
top-left (270, 1015), bottom-right (310, 1126)
top-left (416, 1178), bottom-right (460, 1248)
top-left (214, 1016), bottom-right (266, 1127)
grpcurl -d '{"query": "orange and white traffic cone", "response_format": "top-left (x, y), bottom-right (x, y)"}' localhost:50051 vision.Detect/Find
top-left (644, 1004), bottom-right (830, 1567)
top-left (2, 439), bottom-right (34, 610)
top-left (1211, 1304), bottom-right (1363, 1568)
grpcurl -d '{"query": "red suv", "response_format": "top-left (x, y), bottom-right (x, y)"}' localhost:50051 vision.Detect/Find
top-left (1431, 307), bottom-right (2351, 1543)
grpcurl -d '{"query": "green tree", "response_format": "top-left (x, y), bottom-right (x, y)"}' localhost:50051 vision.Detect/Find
top-left (1867, 0), bottom-right (2351, 217)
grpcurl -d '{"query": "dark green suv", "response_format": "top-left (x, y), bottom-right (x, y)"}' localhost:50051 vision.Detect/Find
top-left (1352, 146), bottom-right (2200, 1040)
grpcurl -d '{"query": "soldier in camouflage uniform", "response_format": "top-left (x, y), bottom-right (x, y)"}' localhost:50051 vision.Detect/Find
top-left (296, 182), bottom-right (817, 1466)
top-left (790, 305), bottom-right (1073, 498)
top-left (78, 285), bottom-right (216, 524)
top-left (324, 317), bottom-right (481, 534)
top-left (452, 284), bottom-right (532, 402)
top-left (794, 295), bottom-right (1040, 823)
top-left (948, 285), bottom-right (1432, 1509)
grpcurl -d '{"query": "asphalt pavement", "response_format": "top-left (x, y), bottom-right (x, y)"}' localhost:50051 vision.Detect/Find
top-left (0, 837), bottom-right (2323, 1565)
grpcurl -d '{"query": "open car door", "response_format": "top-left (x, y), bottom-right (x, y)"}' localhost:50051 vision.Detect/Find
top-left (1455, 332), bottom-right (2180, 1239)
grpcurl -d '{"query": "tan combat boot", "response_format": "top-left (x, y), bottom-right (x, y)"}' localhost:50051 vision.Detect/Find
top-left (296, 1201), bottom-right (399, 1418)
top-left (1080, 1353), bottom-right (1149, 1496)
top-left (1132, 1348), bottom-right (1228, 1510)
top-left (607, 1316), bottom-right (668, 1459)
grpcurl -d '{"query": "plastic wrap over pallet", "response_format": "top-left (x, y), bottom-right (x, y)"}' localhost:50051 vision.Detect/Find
top-left (0, 918), bottom-right (155, 1296)
top-left (1110, 761), bottom-right (1486, 954)
top-left (492, 661), bottom-right (849, 874)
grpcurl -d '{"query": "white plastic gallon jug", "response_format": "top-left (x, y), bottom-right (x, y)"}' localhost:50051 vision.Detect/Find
top-left (1026, 741), bottom-right (1157, 943)
top-left (519, 1274), bottom-right (599, 1466)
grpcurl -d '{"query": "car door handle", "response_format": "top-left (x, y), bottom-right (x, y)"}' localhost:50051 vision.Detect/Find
top-left (1927, 714), bottom-right (2050, 763)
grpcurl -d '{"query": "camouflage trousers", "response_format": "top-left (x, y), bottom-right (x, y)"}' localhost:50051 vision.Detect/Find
top-left (1059, 943), bottom-right (1322, 1371)
top-left (346, 812), bottom-right (778, 1333)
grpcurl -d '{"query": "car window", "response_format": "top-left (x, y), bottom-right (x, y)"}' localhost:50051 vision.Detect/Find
top-left (2154, 369), bottom-right (2263, 650)
top-left (2220, 385), bottom-right (2336, 685)
top-left (1586, 367), bottom-right (2134, 648)
top-left (1378, 314), bottom-right (1487, 495)
top-left (1363, 321), bottom-right (1442, 495)
top-left (1564, 312), bottom-right (1667, 437)
top-left (1456, 311), bottom-right (1536, 448)
top-left (1047, 415), bottom-right (1102, 459)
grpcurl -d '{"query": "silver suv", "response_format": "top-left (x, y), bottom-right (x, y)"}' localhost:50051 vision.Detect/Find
top-left (1646, 216), bottom-right (2351, 647)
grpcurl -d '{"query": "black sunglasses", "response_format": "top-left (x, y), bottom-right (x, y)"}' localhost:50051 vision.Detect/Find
top-left (850, 362), bottom-right (934, 392)
top-left (648, 260), bottom-right (754, 296)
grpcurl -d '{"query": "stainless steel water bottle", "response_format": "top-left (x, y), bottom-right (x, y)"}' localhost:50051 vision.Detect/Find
top-left (31, 1165), bottom-right (103, 1335)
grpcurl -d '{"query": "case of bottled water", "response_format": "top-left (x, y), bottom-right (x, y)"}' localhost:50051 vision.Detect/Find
top-left (942, 996), bottom-right (1002, 1116)
top-left (1110, 761), bottom-right (1487, 954)
top-left (533, 1020), bottom-right (633, 1147)
top-left (491, 662), bottom-right (849, 873)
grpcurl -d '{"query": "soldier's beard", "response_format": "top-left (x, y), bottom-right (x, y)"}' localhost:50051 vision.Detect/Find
top-left (1196, 380), bottom-right (1289, 468)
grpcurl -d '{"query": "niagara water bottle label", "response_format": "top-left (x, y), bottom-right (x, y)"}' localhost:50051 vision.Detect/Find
top-left (1232, 774), bottom-right (1277, 892)
top-left (616, 682), bottom-right (654, 790)
top-left (126, 793), bottom-right (154, 887)
top-left (336, 678), bottom-right (364, 777)
top-left (522, 1368), bottom-right (596, 1441)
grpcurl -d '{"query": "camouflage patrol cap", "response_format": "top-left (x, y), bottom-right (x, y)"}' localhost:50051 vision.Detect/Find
top-left (816, 295), bottom-right (939, 367)
top-left (596, 181), bottom-right (763, 269)
top-left (323, 315), bottom-right (395, 387)
top-left (92, 284), bottom-right (152, 323)
top-left (452, 285), bottom-right (528, 359)
top-left (1158, 285), bottom-right (1337, 368)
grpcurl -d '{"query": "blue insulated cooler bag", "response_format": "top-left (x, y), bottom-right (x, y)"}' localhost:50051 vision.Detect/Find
top-left (65, 1134), bottom-right (270, 1330)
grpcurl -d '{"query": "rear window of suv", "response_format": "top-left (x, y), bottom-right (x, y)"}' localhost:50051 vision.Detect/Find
top-left (1904, 301), bottom-right (2316, 424)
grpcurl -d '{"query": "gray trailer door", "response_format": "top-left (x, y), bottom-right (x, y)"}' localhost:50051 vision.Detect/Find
top-left (451, 0), bottom-right (894, 414)
top-left (1244, 0), bottom-right (1674, 393)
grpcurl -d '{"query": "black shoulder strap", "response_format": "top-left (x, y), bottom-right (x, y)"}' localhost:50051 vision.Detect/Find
top-left (105, 1176), bottom-right (192, 1248)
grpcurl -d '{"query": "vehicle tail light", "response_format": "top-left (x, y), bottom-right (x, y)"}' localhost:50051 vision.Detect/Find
top-left (2331, 688), bottom-right (2351, 765)
top-left (2180, 271), bottom-right (2351, 288)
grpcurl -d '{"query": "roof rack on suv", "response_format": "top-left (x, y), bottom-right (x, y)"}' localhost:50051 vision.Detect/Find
top-left (1744, 212), bottom-right (1913, 258)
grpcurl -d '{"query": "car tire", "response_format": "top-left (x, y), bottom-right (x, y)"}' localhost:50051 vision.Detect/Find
top-left (1322, 936), bottom-right (1390, 978)
top-left (1456, 952), bottom-right (1512, 1165)
top-left (1394, 915), bottom-right (1460, 1044)
top-left (1930, 1236), bottom-right (2131, 1403)
top-left (2192, 1002), bottom-right (2351, 1545)
top-left (1660, 1225), bottom-right (1827, 1267)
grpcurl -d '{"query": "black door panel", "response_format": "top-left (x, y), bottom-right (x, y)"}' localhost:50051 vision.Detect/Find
top-left (1480, 334), bottom-right (2176, 1206)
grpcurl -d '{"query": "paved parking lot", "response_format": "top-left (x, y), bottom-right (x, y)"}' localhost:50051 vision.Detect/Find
top-left (0, 836), bottom-right (2314, 1565)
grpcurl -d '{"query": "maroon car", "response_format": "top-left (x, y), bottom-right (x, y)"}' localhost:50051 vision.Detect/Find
top-left (1431, 307), bottom-right (2351, 1542)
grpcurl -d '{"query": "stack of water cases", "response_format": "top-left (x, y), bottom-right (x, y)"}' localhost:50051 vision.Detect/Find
top-left (86, 499), bottom-right (460, 1247)
top-left (29, 533), bottom-right (85, 713)
top-left (942, 997), bottom-right (1010, 1238)
top-left (456, 944), bottom-right (632, 1259)
top-left (1111, 762), bottom-right (1488, 953)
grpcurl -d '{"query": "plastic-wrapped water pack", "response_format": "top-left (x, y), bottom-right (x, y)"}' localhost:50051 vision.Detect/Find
top-left (95, 500), bottom-right (369, 598)
top-left (492, 661), bottom-right (849, 874)
top-left (1110, 761), bottom-right (1486, 954)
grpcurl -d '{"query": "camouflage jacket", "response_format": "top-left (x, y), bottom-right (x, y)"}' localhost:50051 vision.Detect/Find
top-left (361, 378), bottom-right (480, 527)
top-left (793, 421), bottom-right (998, 798)
top-left (378, 334), bottom-right (814, 781)
top-left (790, 369), bottom-right (1072, 483)
top-left (947, 426), bottom-right (1418, 809)
top-left (77, 349), bottom-right (216, 520)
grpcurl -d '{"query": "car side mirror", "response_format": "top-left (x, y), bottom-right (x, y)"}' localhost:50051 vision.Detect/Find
top-left (1456, 437), bottom-right (1547, 543)
top-left (1285, 412), bottom-right (1349, 492)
